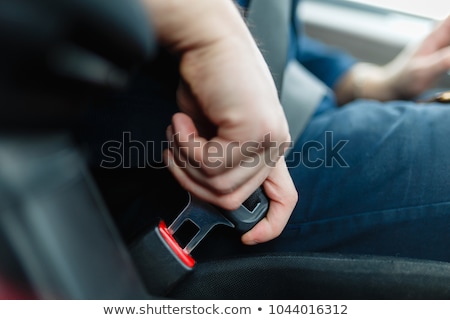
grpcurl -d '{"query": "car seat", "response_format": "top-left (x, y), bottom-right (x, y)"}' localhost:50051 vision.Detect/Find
top-left (0, 0), bottom-right (449, 300)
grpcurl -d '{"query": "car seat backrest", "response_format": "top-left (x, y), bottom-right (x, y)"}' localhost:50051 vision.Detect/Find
top-left (0, 0), bottom-right (155, 130)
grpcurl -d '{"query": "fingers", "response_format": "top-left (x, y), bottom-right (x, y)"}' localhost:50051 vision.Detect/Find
top-left (165, 112), bottom-right (288, 209)
top-left (241, 158), bottom-right (298, 245)
top-left (165, 148), bottom-right (272, 210)
top-left (164, 114), bottom-right (279, 210)
top-left (423, 15), bottom-right (450, 52)
top-left (388, 27), bottom-right (450, 99)
top-left (413, 15), bottom-right (450, 64)
top-left (425, 46), bottom-right (450, 75)
top-left (408, 46), bottom-right (450, 95)
top-left (170, 112), bottom-right (250, 174)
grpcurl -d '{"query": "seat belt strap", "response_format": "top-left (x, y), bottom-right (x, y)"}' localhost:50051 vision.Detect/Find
top-left (282, 60), bottom-right (327, 142)
top-left (246, 0), bottom-right (327, 142)
top-left (246, 0), bottom-right (291, 93)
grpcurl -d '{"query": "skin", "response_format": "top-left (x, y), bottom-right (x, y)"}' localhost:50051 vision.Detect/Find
top-left (140, 0), bottom-right (298, 245)
top-left (335, 15), bottom-right (450, 104)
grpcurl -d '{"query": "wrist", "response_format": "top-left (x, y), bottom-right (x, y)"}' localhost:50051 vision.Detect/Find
top-left (336, 62), bottom-right (398, 104)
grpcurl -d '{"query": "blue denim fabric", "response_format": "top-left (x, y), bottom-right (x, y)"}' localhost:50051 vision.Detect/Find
top-left (260, 100), bottom-right (450, 262)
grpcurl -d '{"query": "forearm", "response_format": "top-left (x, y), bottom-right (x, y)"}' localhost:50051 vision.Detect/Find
top-left (140, 0), bottom-right (255, 53)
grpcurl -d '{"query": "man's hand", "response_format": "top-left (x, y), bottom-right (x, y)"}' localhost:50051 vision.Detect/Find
top-left (384, 15), bottom-right (450, 100)
top-left (335, 15), bottom-right (450, 103)
top-left (140, 0), bottom-right (297, 244)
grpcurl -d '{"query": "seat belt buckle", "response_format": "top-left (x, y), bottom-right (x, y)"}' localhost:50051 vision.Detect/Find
top-left (129, 220), bottom-right (195, 296)
top-left (130, 187), bottom-right (269, 296)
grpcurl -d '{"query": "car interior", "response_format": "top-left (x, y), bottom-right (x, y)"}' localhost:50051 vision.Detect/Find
top-left (0, 0), bottom-right (449, 300)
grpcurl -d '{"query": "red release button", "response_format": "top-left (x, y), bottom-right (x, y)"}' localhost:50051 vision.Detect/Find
top-left (158, 220), bottom-right (196, 268)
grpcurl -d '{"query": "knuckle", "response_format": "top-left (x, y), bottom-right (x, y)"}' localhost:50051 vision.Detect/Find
top-left (207, 178), bottom-right (237, 195)
top-left (266, 223), bottom-right (283, 241)
top-left (216, 194), bottom-right (243, 211)
top-left (288, 188), bottom-right (299, 207)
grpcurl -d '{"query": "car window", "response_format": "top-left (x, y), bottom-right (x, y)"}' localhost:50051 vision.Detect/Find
top-left (299, 0), bottom-right (438, 65)
top-left (336, 0), bottom-right (446, 20)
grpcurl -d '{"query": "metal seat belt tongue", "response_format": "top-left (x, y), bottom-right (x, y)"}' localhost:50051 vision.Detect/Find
top-left (169, 185), bottom-right (270, 252)
top-left (130, 186), bottom-right (269, 296)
